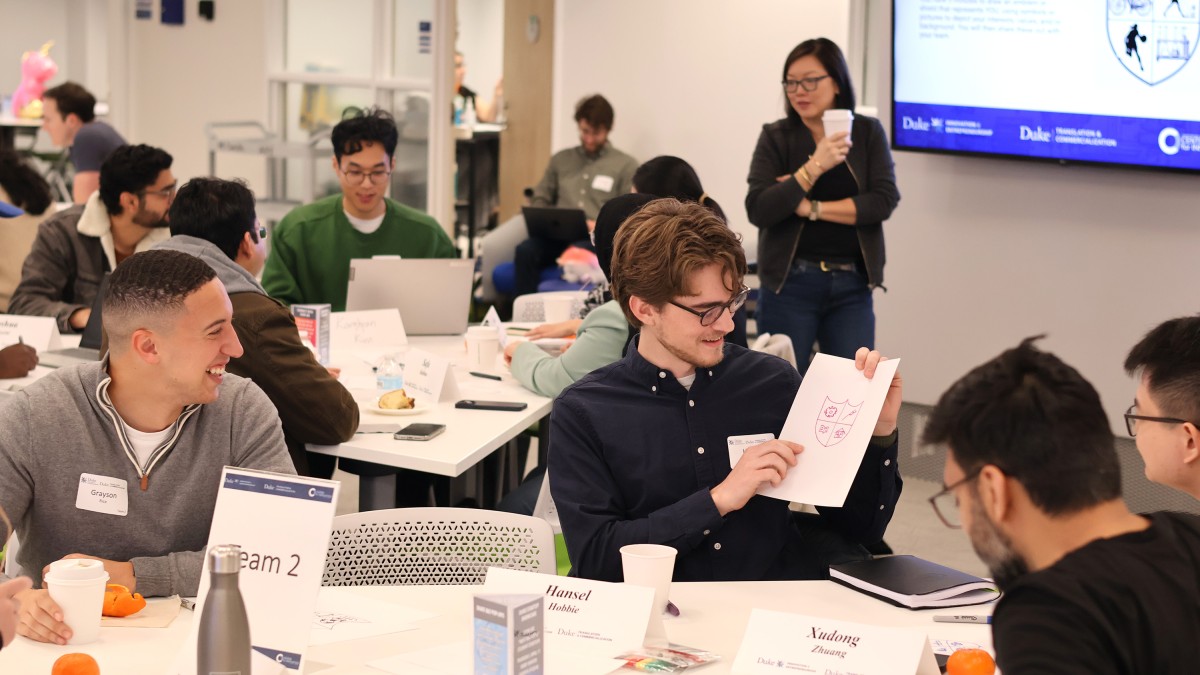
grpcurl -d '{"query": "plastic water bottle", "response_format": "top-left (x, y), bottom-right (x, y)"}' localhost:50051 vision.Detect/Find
top-left (198, 545), bottom-right (251, 675)
top-left (376, 354), bottom-right (405, 392)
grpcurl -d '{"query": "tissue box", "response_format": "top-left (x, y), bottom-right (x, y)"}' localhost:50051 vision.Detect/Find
top-left (473, 594), bottom-right (543, 675)
top-left (291, 304), bottom-right (330, 365)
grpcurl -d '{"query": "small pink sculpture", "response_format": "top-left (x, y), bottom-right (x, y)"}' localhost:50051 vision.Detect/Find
top-left (12, 41), bottom-right (58, 119)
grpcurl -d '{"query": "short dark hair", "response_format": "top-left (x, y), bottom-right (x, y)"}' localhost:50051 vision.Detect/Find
top-left (103, 249), bottom-right (217, 349)
top-left (331, 107), bottom-right (398, 162)
top-left (611, 199), bottom-right (746, 328)
top-left (923, 337), bottom-right (1122, 515)
top-left (169, 177), bottom-right (258, 260)
top-left (574, 94), bottom-right (614, 130)
top-left (0, 150), bottom-right (53, 215)
top-left (781, 38), bottom-right (856, 123)
top-left (43, 82), bottom-right (97, 123)
top-left (1125, 316), bottom-right (1200, 424)
top-left (98, 144), bottom-right (173, 216)
top-left (632, 156), bottom-right (726, 222)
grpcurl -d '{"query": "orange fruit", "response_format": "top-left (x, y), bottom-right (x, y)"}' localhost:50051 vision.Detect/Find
top-left (51, 652), bottom-right (100, 675)
top-left (946, 648), bottom-right (995, 675)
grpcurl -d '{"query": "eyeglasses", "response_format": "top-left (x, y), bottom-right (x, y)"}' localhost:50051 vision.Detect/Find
top-left (928, 466), bottom-right (983, 529)
top-left (139, 184), bottom-right (178, 200)
top-left (1124, 404), bottom-right (1189, 437)
top-left (782, 75), bottom-right (830, 93)
top-left (340, 167), bottom-right (392, 185)
top-left (668, 286), bottom-right (749, 327)
top-left (251, 225), bottom-right (268, 241)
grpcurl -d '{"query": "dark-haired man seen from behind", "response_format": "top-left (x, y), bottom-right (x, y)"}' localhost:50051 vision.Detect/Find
top-left (1125, 315), bottom-right (1200, 500)
top-left (41, 82), bottom-right (127, 204)
top-left (8, 144), bottom-right (174, 333)
top-left (262, 108), bottom-right (456, 312)
top-left (925, 338), bottom-right (1200, 674)
top-left (157, 177), bottom-right (359, 478)
top-left (0, 249), bottom-right (294, 645)
top-left (0, 201), bottom-right (39, 378)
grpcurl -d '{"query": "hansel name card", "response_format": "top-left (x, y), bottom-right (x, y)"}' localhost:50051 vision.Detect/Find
top-left (732, 609), bottom-right (939, 675)
top-left (402, 347), bottom-right (460, 403)
top-left (331, 309), bottom-right (407, 350)
top-left (0, 315), bottom-right (60, 352)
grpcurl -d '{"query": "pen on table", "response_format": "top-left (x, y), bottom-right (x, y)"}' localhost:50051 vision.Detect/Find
top-left (933, 615), bottom-right (991, 624)
top-left (17, 336), bottom-right (23, 345)
top-left (469, 371), bottom-right (502, 381)
top-left (181, 598), bottom-right (196, 611)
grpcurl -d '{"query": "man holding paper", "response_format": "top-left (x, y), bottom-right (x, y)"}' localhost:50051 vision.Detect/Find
top-left (924, 338), bottom-right (1200, 673)
top-left (549, 199), bottom-right (902, 582)
top-left (0, 249), bottom-right (294, 645)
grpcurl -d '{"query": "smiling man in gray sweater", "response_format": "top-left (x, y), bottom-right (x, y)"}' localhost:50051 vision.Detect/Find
top-left (0, 249), bottom-right (294, 645)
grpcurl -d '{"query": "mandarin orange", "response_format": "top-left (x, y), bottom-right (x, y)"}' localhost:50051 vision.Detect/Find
top-left (51, 652), bottom-right (100, 675)
top-left (946, 648), bottom-right (996, 675)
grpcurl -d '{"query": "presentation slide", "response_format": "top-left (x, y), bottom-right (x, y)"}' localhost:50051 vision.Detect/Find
top-left (893, 0), bottom-right (1200, 171)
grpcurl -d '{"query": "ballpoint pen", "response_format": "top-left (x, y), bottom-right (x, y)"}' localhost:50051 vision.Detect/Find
top-left (932, 615), bottom-right (991, 624)
top-left (469, 371), bottom-right (502, 381)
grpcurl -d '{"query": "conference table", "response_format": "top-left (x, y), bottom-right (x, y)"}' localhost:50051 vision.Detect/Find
top-left (0, 579), bottom-right (995, 674)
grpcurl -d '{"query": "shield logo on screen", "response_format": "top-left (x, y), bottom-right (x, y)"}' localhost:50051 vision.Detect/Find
top-left (814, 398), bottom-right (862, 448)
top-left (1107, 1), bottom-right (1198, 85)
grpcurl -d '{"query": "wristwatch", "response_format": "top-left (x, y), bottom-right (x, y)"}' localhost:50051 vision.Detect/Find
top-left (809, 201), bottom-right (822, 221)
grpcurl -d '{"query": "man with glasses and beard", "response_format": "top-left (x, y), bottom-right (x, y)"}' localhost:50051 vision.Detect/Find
top-left (9, 144), bottom-right (174, 333)
top-left (925, 337), bottom-right (1200, 674)
top-left (262, 108), bottom-right (456, 312)
top-left (549, 199), bottom-right (902, 582)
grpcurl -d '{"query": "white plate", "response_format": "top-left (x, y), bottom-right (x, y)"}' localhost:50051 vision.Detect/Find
top-left (370, 401), bottom-right (429, 416)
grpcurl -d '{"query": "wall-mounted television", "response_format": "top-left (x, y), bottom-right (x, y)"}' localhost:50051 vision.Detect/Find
top-left (892, 0), bottom-right (1200, 172)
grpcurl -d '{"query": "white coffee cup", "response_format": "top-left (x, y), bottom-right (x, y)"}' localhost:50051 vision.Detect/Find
top-left (465, 325), bottom-right (500, 370)
top-left (44, 558), bottom-right (109, 645)
top-left (620, 544), bottom-right (677, 616)
top-left (822, 108), bottom-right (854, 142)
top-left (542, 295), bottom-right (575, 324)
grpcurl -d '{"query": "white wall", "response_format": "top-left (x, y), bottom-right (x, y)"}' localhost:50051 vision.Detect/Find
top-left (457, 0), bottom-right (504, 103)
top-left (864, 3), bottom-right (1200, 430)
top-left (552, 0), bottom-right (851, 254)
top-left (0, 0), bottom-right (71, 99)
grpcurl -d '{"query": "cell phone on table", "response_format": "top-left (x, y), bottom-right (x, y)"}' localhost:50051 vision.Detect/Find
top-left (393, 423), bottom-right (446, 441)
top-left (455, 400), bottom-right (528, 412)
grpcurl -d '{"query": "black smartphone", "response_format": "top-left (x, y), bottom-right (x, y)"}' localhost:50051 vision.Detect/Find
top-left (455, 399), bottom-right (528, 412)
top-left (393, 423), bottom-right (446, 441)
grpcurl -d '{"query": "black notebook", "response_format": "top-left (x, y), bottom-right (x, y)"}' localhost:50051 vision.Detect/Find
top-left (830, 555), bottom-right (1000, 610)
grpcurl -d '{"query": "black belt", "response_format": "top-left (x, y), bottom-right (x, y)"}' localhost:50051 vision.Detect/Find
top-left (797, 258), bottom-right (857, 273)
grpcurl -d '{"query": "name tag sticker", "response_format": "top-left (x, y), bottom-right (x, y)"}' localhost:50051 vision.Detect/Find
top-left (76, 473), bottom-right (129, 516)
top-left (591, 174), bottom-right (614, 192)
top-left (728, 433), bottom-right (776, 469)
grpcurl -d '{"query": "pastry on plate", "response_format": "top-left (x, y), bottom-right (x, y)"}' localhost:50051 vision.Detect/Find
top-left (379, 389), bottom-right (416, 410)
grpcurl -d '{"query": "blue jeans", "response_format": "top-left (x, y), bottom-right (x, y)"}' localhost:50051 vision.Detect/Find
top-left (757, 260), bottom-right (875, 375)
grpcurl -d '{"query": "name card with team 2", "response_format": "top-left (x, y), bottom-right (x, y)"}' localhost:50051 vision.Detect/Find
top-left (732, 609), bottom-right (940, 675)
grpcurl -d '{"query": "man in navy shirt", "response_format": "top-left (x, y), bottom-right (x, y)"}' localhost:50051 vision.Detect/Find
top-left (549, 198), bottom-right (903, 582)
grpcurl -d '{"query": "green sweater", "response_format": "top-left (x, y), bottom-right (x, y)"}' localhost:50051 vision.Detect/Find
top-left (262, 195), bottom-right (457, 311)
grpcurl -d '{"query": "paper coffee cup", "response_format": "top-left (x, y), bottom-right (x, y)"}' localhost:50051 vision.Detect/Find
top-left (620, 544), bottom-right (676, 616)
top-left (44, 559), bottom-right (109, 645)
top-left (465, 325), bottom-right (499, 370)
top-left (542, 295), bottom-right (575, 324)
top-left (822, 108), bottom-right (854, 141)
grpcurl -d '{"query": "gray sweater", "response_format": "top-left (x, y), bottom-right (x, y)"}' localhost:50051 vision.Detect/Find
top-left (0, 361), bottom-right (295, 596)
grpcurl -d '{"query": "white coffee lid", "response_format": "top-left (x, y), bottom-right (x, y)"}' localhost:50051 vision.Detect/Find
top-left (45, 558), bottom-right (108, 581)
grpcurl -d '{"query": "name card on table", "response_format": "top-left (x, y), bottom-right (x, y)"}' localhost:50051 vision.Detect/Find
top-left (483, 568), bottom-right (654, 662)
top-left (331, 309), bottom-right (408, 351)
top-left (174, 467), bottom-right (339, 674)
top-left (732, 609), bottom-right (939, 675)
top-left (402, 347), bottom-right (460, 403)
top-left (482, 305), bottom-right (507, 347)
top-left (0, 315), bottom-right (60, 352)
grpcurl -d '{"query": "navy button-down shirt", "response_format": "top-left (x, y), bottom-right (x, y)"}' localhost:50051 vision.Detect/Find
top-left (549, 340), bottom-right (902, 582)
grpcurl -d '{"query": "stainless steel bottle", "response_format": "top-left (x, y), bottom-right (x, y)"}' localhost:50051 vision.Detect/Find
top-left (198, 544), bottom-right (251, 675)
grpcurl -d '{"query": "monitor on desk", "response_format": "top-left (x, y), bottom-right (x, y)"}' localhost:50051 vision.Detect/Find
top-left (345, 258), bottom-right (474, 335)
top-left (522, 207), bottom-right (589, 243)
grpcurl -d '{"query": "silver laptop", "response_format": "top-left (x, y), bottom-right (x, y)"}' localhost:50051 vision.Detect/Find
top-left (39, 275), bottom-right (108, 368)
top-left (345, 258), bottom-right (475, 335)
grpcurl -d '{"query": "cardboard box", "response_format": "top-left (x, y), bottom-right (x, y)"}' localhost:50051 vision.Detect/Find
top-left (473, 593), bottom-right (544, 675)
top-left (291, 304), bottom-right (330, 365)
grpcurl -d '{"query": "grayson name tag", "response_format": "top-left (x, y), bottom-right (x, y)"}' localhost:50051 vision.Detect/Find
top-left (76, 473), bottom-right (129, 516)
top-left (728, 433), bottom-right (776, 470)
top-left (591, 175), bottom-right (614, 192)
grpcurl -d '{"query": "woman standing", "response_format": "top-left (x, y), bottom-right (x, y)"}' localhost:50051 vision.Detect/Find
top-left (745, 38), bottom-right (898, 373)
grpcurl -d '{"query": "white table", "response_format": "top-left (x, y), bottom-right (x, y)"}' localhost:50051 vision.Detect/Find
top-left (309, 336), bottom-right (553, 509)
top-left (0, 580), bottom-right (994, 674)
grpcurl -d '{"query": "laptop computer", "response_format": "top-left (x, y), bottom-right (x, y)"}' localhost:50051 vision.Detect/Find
top-left (522, 206), bottom-right (589, 243)
top-left (38, 275), bottom-right (108, 368)
top-left (344, 258), bottom-right (475, 335)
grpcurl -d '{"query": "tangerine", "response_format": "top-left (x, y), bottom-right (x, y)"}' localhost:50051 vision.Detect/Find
top-left (946, 648), bottom-right (996, 675)
top-left (51, 652), bottom-right (100, 675)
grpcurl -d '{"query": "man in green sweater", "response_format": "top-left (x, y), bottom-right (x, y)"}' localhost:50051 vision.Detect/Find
top-left (262, 108), bottom-right (457, 311)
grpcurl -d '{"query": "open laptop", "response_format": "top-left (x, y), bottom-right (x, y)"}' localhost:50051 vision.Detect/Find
top-left (38, 275), bottom-right (108, 368)
top-left (345, 258), bottom-right (475, 335)
top-left (522, 206), bottom-right (589, 243)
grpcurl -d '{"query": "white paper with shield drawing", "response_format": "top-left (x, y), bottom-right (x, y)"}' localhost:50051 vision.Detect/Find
top-left (761, 353), bottom-right (898, 507)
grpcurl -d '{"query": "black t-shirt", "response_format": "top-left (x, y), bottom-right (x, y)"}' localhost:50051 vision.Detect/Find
top-left (992, 511), bottom-right (1200, 674)
top-left (796, 162), bottom-right (861, 264)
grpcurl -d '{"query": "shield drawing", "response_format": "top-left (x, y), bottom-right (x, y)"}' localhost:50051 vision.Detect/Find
top-left (814, 397), bottom-right (862, 448)
top-left (1108, 0), bottom-right (1198, 86)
